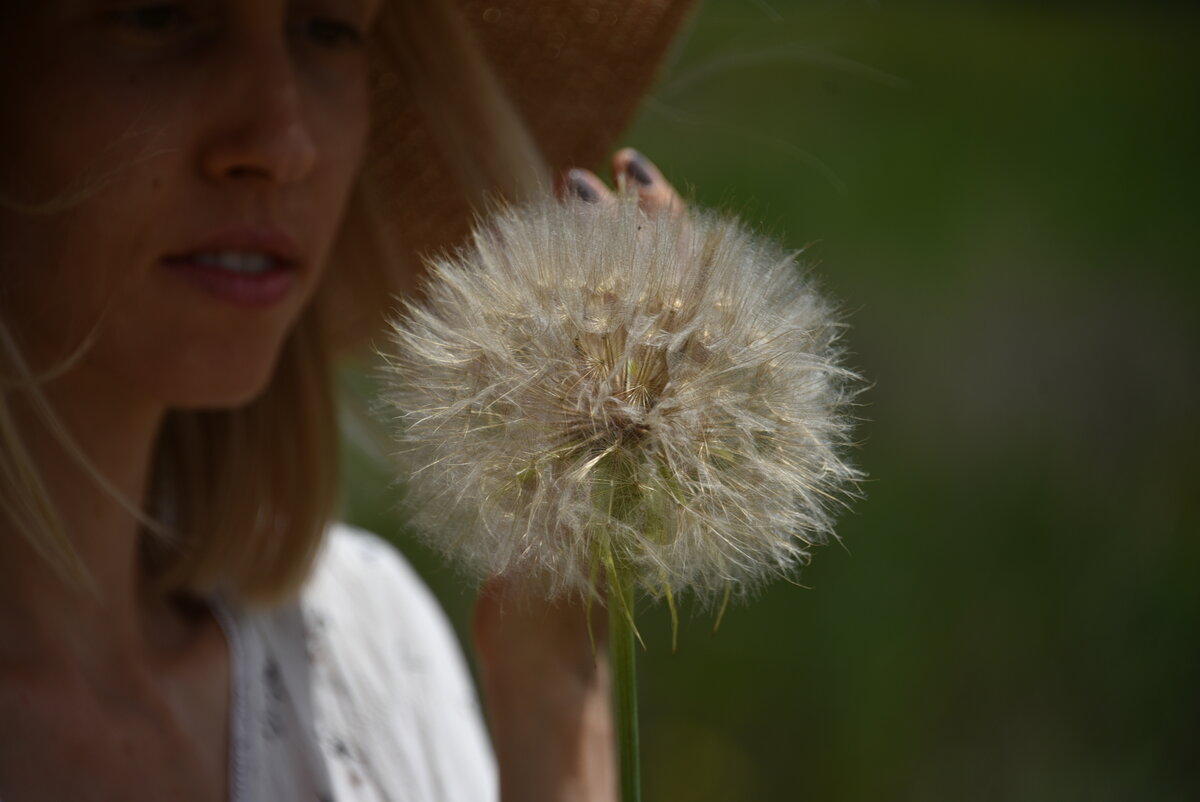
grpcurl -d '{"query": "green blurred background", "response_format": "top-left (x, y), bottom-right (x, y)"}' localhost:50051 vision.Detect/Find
top-left (344, 1), bottom-right (1199, 799)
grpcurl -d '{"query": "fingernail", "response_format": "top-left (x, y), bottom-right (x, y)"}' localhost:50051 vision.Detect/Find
top-left (566, 169), bottom-right (601, 203)
top-left (624, 151), bottom-right (655, 187)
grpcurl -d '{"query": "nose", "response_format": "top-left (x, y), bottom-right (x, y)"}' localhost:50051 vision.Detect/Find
top-left (199, 39), bottom-right (318, 187)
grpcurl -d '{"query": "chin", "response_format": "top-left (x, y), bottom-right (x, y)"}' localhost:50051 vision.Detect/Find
top-left (149, 371), bottom-right (272, 411)
top-left (179, 373), bottom-right (277, 410)
top-left (143, 337), bottom-right (293, 411)
top-left (87, 306), bottom-right (309, 413)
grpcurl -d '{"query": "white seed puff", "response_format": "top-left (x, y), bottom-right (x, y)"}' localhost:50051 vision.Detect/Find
top-left (381, 196), bottom-right (862, 603)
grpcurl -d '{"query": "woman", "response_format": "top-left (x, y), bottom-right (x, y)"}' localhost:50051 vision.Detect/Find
top-left (0, 1), bottom-right (692, 800)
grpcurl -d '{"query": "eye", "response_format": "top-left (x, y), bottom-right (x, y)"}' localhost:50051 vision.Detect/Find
top-left (303, 16), bottom-right (365, 49)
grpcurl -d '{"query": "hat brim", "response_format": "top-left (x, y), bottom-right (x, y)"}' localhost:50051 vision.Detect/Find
top-left (322, 0), bottom-right (697, 348)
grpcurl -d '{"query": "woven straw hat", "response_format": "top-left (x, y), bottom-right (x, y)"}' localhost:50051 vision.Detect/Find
top-left (324, 0), bottom-right (697, 346)
top-left (385, 0), bottom-right (694, 241)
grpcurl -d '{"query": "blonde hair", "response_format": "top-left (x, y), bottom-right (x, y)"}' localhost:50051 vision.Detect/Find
top-left (1, 0), bottom-right (550, 605)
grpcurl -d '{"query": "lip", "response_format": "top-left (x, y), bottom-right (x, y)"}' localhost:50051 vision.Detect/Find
top-left (164, 224), bottom-right (302, 266)
top-left (160, 225), bottom-right (302, 308)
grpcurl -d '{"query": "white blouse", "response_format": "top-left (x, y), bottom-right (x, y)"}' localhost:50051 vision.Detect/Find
top-left (209, 523), bottom-right (498, 802)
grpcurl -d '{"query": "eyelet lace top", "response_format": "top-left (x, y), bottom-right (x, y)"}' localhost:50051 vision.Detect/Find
top-left (209, 523), bottom-right (497, 802)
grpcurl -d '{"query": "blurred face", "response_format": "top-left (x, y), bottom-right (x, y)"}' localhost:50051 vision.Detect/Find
top-left (0, 0), bottom-right (378, 407)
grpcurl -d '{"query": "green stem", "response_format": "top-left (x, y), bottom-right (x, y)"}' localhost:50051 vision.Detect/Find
top-left (609, 565), bottom-right (641, 802)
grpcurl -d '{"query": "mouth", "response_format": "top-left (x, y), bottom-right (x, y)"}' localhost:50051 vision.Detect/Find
top-left (161, 250), bottom-right (299, 308)
top-left (171, 250), bottom-right (289, 274)
top-left (161, 223), bottom-right (305, 308)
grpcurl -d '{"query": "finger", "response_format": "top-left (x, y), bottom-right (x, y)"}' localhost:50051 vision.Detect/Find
top-left (613, 148), bottom-right (694, 264)
top-left (556, 167), bottom-right (616, 206)
top-left (611, 148), bottom-right (684, 219)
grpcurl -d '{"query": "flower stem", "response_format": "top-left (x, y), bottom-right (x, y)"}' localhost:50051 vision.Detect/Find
top-left (609, 563), bottom-right (641, 802)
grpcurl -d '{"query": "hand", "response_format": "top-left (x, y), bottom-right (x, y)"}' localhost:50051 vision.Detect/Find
top-left (473, 149), bottom-right (686, 802)
top-left (560, 148), bottom-right (687, 219)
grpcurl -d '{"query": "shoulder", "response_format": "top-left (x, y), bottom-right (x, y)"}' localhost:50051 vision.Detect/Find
top-left (308, 523), bottom-right (442, 627)
top-left (303, 522), bottom-right (476, 701)
top-left (310, 520), bottom-right (428, 594)
top-left (299, 523), bottom-right (498, 801)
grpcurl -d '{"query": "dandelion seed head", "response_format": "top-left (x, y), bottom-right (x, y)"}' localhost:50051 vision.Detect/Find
top-left (382, 197), bottom-right (862, 604)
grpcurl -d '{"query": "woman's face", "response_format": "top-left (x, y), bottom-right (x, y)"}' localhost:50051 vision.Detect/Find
top-left (0, 0), bottom-right (378, 408)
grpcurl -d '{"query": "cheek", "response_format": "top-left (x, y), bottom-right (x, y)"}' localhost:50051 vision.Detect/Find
top-left (316, 93), bottom-right (370, 220)
top-left (0, 66), bottom-right (184, 359)
top-left (0, 168), bottom-right (169, 367)
top-left (1, 54), bottom-right (151, 204)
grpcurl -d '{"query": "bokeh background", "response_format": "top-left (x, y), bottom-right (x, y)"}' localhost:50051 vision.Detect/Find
top-left (344, 1), bottom-right (1199, 799)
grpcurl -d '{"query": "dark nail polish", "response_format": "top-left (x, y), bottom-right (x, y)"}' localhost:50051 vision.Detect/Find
top-left (566, 170), bottom-right (600, 203)
top-left (624, 152), bottom-right (654, 187)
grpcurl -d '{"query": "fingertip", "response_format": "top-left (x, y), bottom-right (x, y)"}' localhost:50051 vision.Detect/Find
top-left (612, 147), bottom-right (657, 190)
top-left (559, 168), bottom-right (605, 204)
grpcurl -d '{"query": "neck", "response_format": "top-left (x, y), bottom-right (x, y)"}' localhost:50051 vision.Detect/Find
top-left (0, 363), bottom-right (172, 672)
